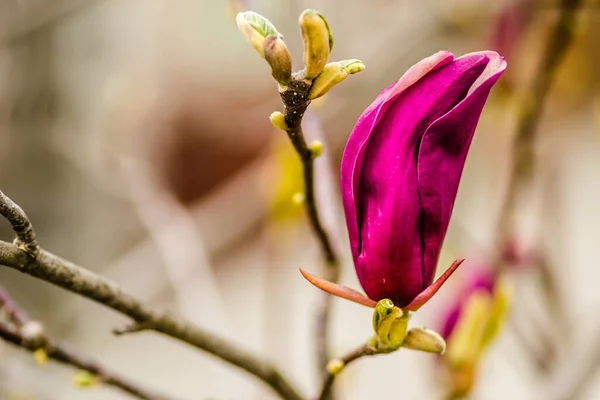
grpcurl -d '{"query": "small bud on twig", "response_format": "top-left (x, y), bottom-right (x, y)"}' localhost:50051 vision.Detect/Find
top-left (264, 35), bottom-right (292, 86)
top-left (269, 111), bottom-right (289, 131)
top-left (33, 348), bottom-right (48, 365)
top-left (402, 327), bottom-right (446, 354)
top-left (308, 60), bottom-right (365, 100)
top-left (326, 359), bottom-right (345, 375)
top-left (299, 9), bottom-right (333, 79)
top-left (73, 370), bottom-right (99, 388)
top-left (309, 140), bottom-right (323, 158)
top-left (236, 11), bottom-right (280, 58)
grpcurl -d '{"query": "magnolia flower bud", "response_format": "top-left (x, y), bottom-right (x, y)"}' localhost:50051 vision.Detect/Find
top-left (402, 327), bottom-right (446, 354)
top-left (308, 59), bottom-right (365, 100)
top-left (236, 11), bottom-right (280, 58)
top-left (264, 35), bottom-right (292, 86)
top-left (299, 9), bottom-right (333, 79)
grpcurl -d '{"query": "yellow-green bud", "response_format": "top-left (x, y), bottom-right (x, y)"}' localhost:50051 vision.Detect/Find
top-left (299, 9), bottom-right (333, 79)
top-left (269, 111), bottom-right (288, 131)
top-left (308, 59), bottom-right (365, 100)
top-left (236, 11), bottom-right (280, 58)
top-left (326, 359), bottom-right (345, 375)
top-left (309, 140), bottom-right (323, 158)
top-left (264, 35), bottom-right (292, 86)
top-left (402, 327), bottom-right (446, 354)
top-left (73, 370), bottom-right (98, 388)
top-left (33, 348), bottom-right (48, 365)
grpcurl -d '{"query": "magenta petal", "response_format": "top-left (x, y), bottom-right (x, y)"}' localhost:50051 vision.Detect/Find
top-left (417, 52), bottom-right (507, 283)
top-left (338, 50), bottom-right (506, 309)
top-left (354, 54), bottom-right (493, 307)
top-left (341, 51), bottom-right (454, 263)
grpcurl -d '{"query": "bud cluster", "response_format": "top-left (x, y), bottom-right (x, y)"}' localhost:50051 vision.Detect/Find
top-left (236, 9), bottom-right (364, 121)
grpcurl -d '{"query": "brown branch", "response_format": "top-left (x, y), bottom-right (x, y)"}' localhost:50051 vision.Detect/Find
top-left (0, 191), bottom-right (38, 256)
top-left (279, 78), bottom-right (340, 371)
top-left (0, 321), bottom-right (178, 400)
top-left (317, 343), bottom-right (376, 400)
top-left (0, 191), bottom-right (304, 400)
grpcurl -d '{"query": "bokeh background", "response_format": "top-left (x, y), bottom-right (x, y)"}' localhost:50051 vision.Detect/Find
top-left (0, 0), bottom-right (599, 399)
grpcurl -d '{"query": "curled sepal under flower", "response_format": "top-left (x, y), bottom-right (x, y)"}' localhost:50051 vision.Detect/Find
top-left (299, 258), bottom-right (464, 312)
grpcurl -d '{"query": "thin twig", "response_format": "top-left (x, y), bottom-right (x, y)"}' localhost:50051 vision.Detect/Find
top-left (0, 190), bottom-right (304, 400)
top-left (317, 343), bottom-right (376, 400)
top-left (0, 284), bottom-right (30, 327)
top-left (0, 322), bottom-right (179, 400)
top-left (0, 191), bottom-right (38, 256)
top-left (279, 79), bottom-right (341, 371)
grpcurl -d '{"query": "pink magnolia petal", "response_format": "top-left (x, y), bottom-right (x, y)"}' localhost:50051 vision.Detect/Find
top-left (299, 268), bottom-right (377, 308)
top-left (340, 51), bottom-right (454, 262)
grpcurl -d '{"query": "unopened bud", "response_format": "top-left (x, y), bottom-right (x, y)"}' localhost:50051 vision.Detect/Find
top-left (309, 140), bottom-right (323, 158)
top-left (299, 9), bottom-right (333, 79)
top-left (236, 11), bottom-right (280, 58)
top-left (33, 348), bottom-right (48, 365)
top-left (73, 370), bottom-right (98, 388)
top-left (446, 290), bottom-right (492, 365)
top-left (402, 327), bottom-right (446, 354)
top-left (264, 35), bottom-right (292, 86)
top-left (308, 60), bottom-right (365, 100)
top-left (326, 359), bottom-right (345, 375)
top-left (269, 111), bottom-right (288, 131)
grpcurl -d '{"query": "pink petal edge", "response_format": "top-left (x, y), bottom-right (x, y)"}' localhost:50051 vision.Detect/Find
top-left (299, 268), bottom-right (377, 308)
top-left (403, 258), bottom-right (465, 312)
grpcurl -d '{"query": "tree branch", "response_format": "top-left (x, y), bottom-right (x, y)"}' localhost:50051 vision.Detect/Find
top-left (0, 190), bottom-right (304, 400)
top-left (0, 284), bottom-right (178, 400)
top-left (280, 78), bottom-right (341, 372)
top-left (317, 343), bottom-right (376, 400)
top-left (0, 191), bottom-right (38, 256)
top-left (0, 321), bottom-right (178, 400)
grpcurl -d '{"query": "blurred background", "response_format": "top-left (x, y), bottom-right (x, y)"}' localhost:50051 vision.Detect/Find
top-left (0, 0), bottom-right (599, 399)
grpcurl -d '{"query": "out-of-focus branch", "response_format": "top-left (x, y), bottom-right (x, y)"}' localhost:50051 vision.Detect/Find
top-left (0, 322), bottom-right (178, 400)
top-left (0, 190), bottom-right (304, 400)
top-left (280, 80), bottom-right (340, 371)
top-left (496, 0), bottom-right (584, 250)
top-left (317, 343), bottom-right (376, 400)
top-left (0, 285), bottom-right (29, 327)
top-left (0, 285), bottom-right (178, 400)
